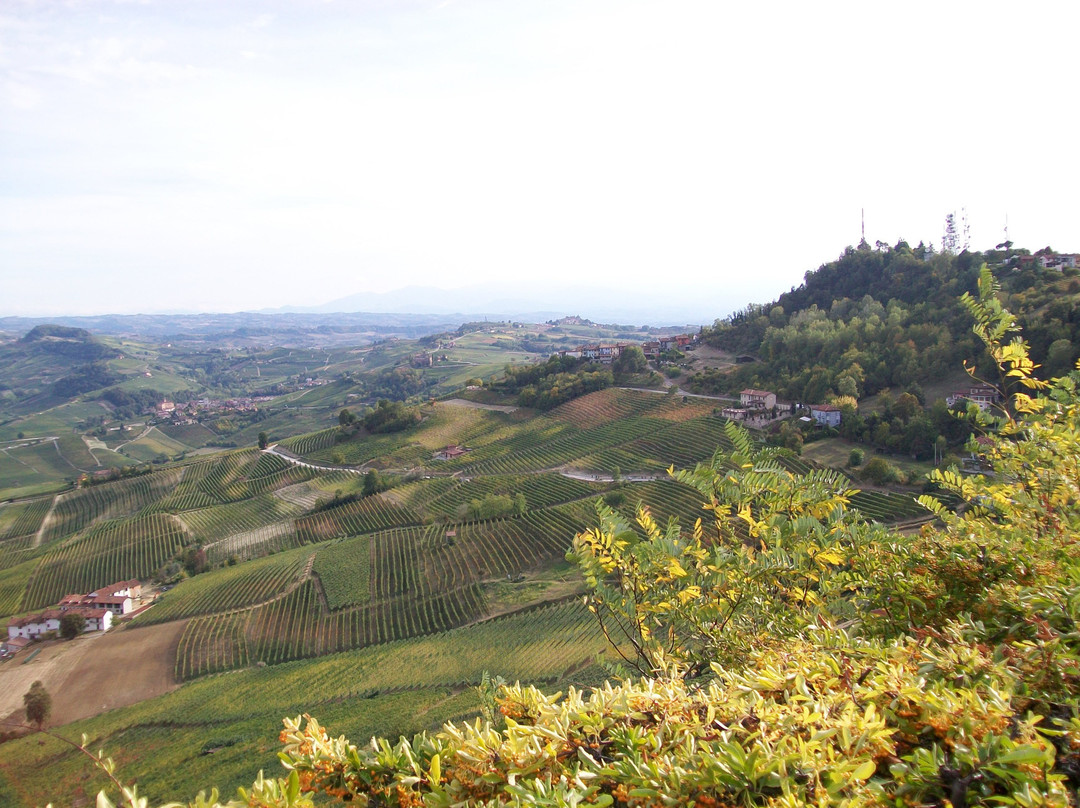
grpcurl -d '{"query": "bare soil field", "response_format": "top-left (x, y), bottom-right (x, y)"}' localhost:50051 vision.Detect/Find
top-left (682, 344), bottom-right (736, 372)
top-left (0, 620), bottom-right (187, 728)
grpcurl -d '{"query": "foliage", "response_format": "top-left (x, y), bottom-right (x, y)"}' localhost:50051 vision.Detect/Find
top-left (570, 421), bottom-right (854, 677)
top-left (59, 611), bottom-right (86, 639)
top-left (466, 492), bottom-right (527, 520)
top-left (496, 355), bottom-right (614, 410)
top-left (52, 362), bottom-right (123, 396)
top-left (612, 345), bottom-right (647, 376)
top-left (861, 455), bottom-right (900, 485)
top-left (362, 400), bottom-right (421, 434)
top-left (23, 681), bottom-right (50, 729)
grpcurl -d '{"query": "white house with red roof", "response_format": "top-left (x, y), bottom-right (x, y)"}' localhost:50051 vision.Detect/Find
top-left (6, 579), bottom-right (138, 641)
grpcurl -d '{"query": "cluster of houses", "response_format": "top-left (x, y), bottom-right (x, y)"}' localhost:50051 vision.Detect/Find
top-left (555, 334), bottom-right (699, 363)
top-left (4, 580), bottom-right (141, 654)
top-left (1013, 252), bottom-right (1080, 271)
top-left (153, 395), bottom-right (275, 423)
top-left (721, 389), bottom-right (843, 427)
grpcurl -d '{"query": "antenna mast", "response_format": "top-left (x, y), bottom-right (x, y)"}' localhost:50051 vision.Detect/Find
top-left (861, 208), bottom-right (865, 244)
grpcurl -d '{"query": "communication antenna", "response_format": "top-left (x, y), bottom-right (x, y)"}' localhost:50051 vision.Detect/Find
top-left (861, 208), bottom-right (865, 243)
top-left (961, 207), bottom-right (971, 251)
top-left (1004, 213), bottom-right (1009, 244)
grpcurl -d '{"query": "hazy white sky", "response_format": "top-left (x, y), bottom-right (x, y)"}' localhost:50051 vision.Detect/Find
top-left (2, 0), bottom-right (1077, 316)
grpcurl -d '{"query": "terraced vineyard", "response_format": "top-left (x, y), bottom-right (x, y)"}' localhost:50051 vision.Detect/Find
top-left (24, 513), bottom-right (187, 609)
top-left (849, 489), bottom-right (930, 522)
top-left (421, 473), bottom-right (598, 517)
top-left (136, 546), bottom-right (313, 625)
top-left (40, 468), bottom-right (184, 543)
top-left (178, 494), bottom-right (303, 545)
top-left (277, 427), bottom-right (338, 456)
top-left (294, 495), bottom-right (419, 543)
top-left (0, 497), bottom-right (52, 540)
top-left (175, 581), bottom-right (488, 678)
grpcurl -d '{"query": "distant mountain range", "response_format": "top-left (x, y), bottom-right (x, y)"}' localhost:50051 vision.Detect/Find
top-left (264, 282), bottom-right (726, 327)
top-left (0, 284), bottom-right (727, 341)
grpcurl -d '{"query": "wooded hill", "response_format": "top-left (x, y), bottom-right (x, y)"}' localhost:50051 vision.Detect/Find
top-left (694, 242), bottom-right (1080, 402)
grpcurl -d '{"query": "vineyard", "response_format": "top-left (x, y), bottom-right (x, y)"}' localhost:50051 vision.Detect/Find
top-left (0, 379), bottom-right (946, 808)
top-left (313, 533), bottom-right (372, 609)
top-left (0, 558), bottom-right (35, 615)
top-left (848, 489), bottom-right (929, 522)
top-left (549, 388), bottom-right (713, 429)
top-left (294, 495), bottom-right (419, 543)
top-left (39, 468), bottom-right (184, 543)
top-left (277, 427), bottom-right (338, 457)
top-left (24, 513), bottom-right (187, 610)
top-left (0, 497), bottom-right (52, 541)
top-left (137, 546), bottom-right (313, 626)
top-left (174, 580), bottom-right (488, 679)
top-left (175, 598), bottom-right (604, 703)
top-left (178, 494), bottom-right (303, 545)
top-left (419, 473), bottom-right (598, 518)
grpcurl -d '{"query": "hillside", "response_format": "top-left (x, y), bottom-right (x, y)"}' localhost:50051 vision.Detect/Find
top-left (697, 243), bottom-right (1080, 403)
top-left (0, 384), bottom-right (935, 806)
top-left (0, 258), bottom-right (1077, 806)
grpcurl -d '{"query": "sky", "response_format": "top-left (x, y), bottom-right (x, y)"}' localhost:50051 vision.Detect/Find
top-left (2, 0), bottom-right (1078, 318)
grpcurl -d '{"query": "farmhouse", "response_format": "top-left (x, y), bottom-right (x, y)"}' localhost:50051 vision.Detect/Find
top-left (740, 389), bottom-right (777, 410)
top-left (434, 445), bottom-right (468, 461)
top-left (946, 385), bottom-right (1002, 412)
top-left (809, 404), bottom-right (842, 427)
top-left (59, 579), bottom-right (141, 615)
top-left (7, 607), bottom-right (114, 640)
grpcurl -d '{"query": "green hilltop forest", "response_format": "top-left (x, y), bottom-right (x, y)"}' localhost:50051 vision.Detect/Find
top-left (0, 250), bottom-right (1077, 807)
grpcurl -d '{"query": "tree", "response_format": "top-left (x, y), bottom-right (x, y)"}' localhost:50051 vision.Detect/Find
top-left (23, 681), bottom-right (50, 729)
top-left (1046, 338), bottom-right (1075, 376)
top-left (60, 611), bottom-right (86, 640)
top-left (338, 408), bottom-right (354, 427)
top-left (257, 431), bottom-right (269, 450)
top-left (862, 455), bottom-right (899, 485)
top-left (848, 447), bottom-right (864, 467)
top-left (612, 345), bottom-right (646, 376)
top-left (362, 470), bottom-right (381, 497)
